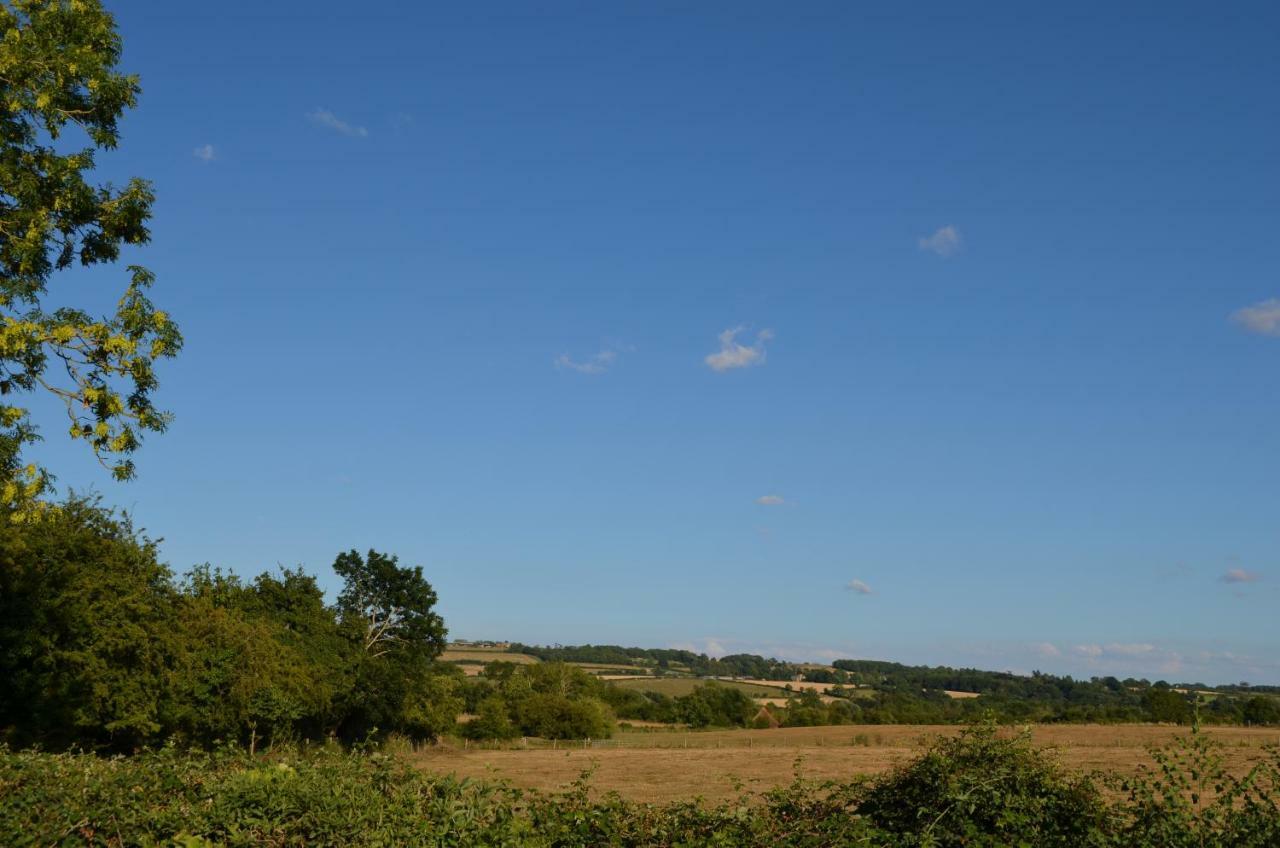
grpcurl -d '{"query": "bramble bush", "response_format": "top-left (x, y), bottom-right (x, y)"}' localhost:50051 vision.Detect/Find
top-left (2, 723), bottom-right (1277, 847)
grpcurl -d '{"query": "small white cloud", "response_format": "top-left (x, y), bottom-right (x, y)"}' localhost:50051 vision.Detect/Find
top-left (756, 494), bottom-right (785, 506)
top-left (192, 144), bottom-right (215, 162)
top-left (555, 349), bottom-right (617, 375)
top-left (846, 579), bottom-right (873, 595)
top-left (307, 108), bottom-right (369, 138)
top-left (1031, 642), bottom-right (1061, 658)
top-left (1232, 299), bottom-right (1280, 336)
top-left (1073, 644), bottom-right (1104, 658)
top-left (1104, 642), bottom-right (1156, 657)
top-left (705, 326), bottom-right (773, 372)
top-left (918, 225), bottom-right (961, 257)
top-left (1221, 568), bottom-right (1262, 584)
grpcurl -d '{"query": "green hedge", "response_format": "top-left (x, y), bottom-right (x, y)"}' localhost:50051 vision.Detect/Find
top-left (2, 725), bottom-right (1277, 846)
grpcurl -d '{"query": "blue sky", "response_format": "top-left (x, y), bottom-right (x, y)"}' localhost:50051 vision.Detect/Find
top-left (35, 1), bottom-right (1280, 684)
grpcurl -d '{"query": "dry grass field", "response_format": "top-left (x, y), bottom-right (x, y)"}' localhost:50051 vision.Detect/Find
top-left (411, 724), bottom-right (1280, 804)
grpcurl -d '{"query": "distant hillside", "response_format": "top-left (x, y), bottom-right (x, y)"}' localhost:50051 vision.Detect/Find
top-left (445, 642), bottom-right (1280, 727)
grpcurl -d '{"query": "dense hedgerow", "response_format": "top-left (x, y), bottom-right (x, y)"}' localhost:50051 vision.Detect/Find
top-left (2, 725), bottom-right (1278, 847)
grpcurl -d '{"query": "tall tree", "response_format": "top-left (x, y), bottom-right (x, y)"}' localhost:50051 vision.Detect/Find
top-left (1, 0), bottom-right (181, 514)
top-left (333, 549), bottom-right (447, 660)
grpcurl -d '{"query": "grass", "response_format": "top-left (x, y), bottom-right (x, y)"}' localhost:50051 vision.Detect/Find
top-left (411, 723), bottom-right (1280, 804)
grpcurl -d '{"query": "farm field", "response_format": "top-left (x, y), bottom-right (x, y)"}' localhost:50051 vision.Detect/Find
top-left (439, 648), bottom-right (540, 665)
top-left (611, 676), bottom-right (783, 698)
top-left (411, 723), bottom-right (1280, 804)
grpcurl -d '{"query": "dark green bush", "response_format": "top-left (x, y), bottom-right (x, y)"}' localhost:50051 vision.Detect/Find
top-left (857, 723), bottom-right (1110, 846)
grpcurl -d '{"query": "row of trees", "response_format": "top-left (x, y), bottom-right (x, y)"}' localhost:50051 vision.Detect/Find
top-left (0, 498), bottom-right (456, 752)
top-left (508, 643), bottom-right (798, 680)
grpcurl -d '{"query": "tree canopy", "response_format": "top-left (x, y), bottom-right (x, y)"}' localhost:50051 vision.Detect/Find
top-left (0, 0), bottom-right (180, 514)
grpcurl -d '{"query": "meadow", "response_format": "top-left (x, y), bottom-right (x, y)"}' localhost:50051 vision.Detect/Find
top-left (413, 722), bottom-right (1280, 803)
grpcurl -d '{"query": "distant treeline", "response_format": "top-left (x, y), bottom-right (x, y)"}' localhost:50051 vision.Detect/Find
top-left (507, 643), bottom-right (796, 680)
top-left (510, 644), bottom-right (1280, 727)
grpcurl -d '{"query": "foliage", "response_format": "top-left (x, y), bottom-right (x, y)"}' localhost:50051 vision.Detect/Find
top-left (517, 644), bottom-right (1280, 729)
top-left (461, 662), bottom-right (616, 740)
top-left (1111, 724), bottom-right (1280, 847)
top-left (0, 0), bottom-right (181, 512)
top-left (858, 723), bottom-right (1110, 846)
top-left (333, 548), bottom-right (447, 660)
top-left (2, 723), bottom-right (1277, 846)
top-left (0, 497), bottom-right (456, 751)
top-left (0, 496), bottom-right (173, 749)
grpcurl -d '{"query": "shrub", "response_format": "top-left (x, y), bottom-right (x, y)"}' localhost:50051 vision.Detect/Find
top-left (857, 723), bottom-right (1111, 846)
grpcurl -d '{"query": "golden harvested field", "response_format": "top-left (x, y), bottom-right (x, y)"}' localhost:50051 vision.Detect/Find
top-left (411, 724), bottom-right (1280, 804)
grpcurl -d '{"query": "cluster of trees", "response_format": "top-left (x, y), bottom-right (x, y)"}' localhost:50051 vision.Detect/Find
top-left (457, 662), bottom-right (615, 741)
top-left (509, 643), bottom-right (799, 679)
top-left (0, 498), bottom-right (458, 752)
top-left (457, 666), bottom-right (771, 738)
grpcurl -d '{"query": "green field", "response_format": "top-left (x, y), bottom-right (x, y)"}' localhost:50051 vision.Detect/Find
top-left (612, 677), bottom-right (784, 698)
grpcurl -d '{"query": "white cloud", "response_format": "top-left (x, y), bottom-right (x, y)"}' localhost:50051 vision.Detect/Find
top-left (1221, 568), bottom-right (1262, 584)
top-left (1074, 642), bottom-right (1156, 660)
top-left (669, 638), bottom-right (728, 657)
top-left (918, 225), bottom-right (961, 257)
top-left (846, 579), bottom-right (873, 595)
top-left (1031, 642), bottom-right (1061, 658)
top-left (307, 108), bottom-right (369, 138)
top-left (1232, 299), bottom-right (1280, 336)
top-left (705, 326), bottom-right (773, 372)
top-left (555, 349), bottom-right (617, 375)
top-left (1104, 642), bottom-right (1156, 657)
top-left (192, 144), bottom-right (215, 162)
top-left (756, 494), bottom-right (785, 506)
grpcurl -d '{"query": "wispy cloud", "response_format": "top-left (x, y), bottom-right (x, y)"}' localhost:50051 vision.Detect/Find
top-left (846, 579), bottom-right (873, 595)
top-left (669, 638), bottom-right (728, 657)
top-left (1105, 643), bottom-right (1157, 658)
top-left (705, 326), bottom-right (773, 372)
top-left (192, 144), bottom-right (215, 162)
top-left (918, 225), bottom-right (961, 257)
top-left (555, 349), bottom-right (617, 375)
top-left (307, 108), bottom-right (369, 138)
top-left (1221, 568), bottom-right (1262, 584)
top-left (1074, 642), bottom-right (1156, 659)
top-left (1232, 299), bottom-right (1280, 336)
top-left (756, 494), bottom-right (785, 506)
top-left (1031, 642), bottom-right (1061, 659)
